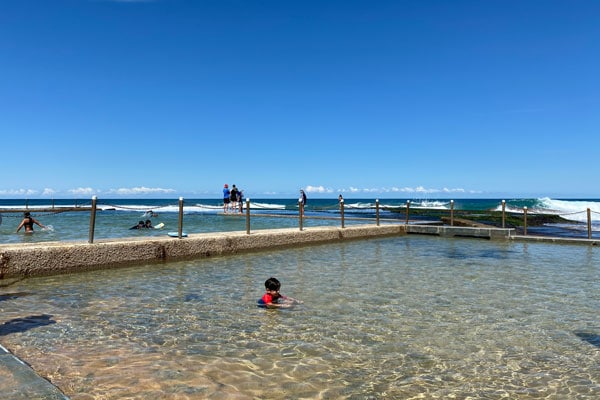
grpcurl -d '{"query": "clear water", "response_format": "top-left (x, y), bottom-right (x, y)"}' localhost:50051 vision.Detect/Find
top-left (1, 236), bottom-right (599, 399)
top-left (0, 209), bottom-right (378, 245)
top-left (2, 197), bottom-right (600, 245)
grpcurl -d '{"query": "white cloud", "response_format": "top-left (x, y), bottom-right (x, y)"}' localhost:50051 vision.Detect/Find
top-left (304, 185), bottom-right (333, 194)
top-left (415, 186), bottom-right (437, 194)
top-left (68, 187), bottom-right (98, 196)
top-left (0, 188), bottom-right (38, 196)
top-left (442, 187), bottom-right (466, 193)
top-left (106, 186), bottom-right (176, 196)
top-left (306, 185), bottom-right (473, 196)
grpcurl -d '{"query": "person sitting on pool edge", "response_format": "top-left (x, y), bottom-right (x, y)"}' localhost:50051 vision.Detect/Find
top-left (258, 277), bottom-right (302, 308)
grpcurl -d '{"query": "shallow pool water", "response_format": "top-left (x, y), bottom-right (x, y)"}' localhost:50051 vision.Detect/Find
top-left (1, 235), bottom-right (599, 399)
top-left (0, 209), bottom-right (372, 244)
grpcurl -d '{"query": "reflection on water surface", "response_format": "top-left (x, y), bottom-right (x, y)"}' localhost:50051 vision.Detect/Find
top-left (1, 236), bottom-right (599, 399)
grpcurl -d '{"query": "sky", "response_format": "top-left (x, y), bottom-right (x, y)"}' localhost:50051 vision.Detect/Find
top-left (1, 0), bottom-right (599, 200)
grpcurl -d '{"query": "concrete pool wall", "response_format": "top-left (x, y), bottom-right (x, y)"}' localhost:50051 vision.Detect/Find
top-left (0, 223), bottom-right (521, 279)
top-left (0, 224), bottom-right (403, 278)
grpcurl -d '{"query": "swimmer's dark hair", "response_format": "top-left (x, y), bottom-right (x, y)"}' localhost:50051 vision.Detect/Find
top-left (24, 212), bottom-right (31, 217)
top-left (265, 277), bottom-right (281, 291)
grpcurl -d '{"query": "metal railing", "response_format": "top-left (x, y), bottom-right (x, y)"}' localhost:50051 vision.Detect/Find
top-left (2, 198), bottom-right (598, 243)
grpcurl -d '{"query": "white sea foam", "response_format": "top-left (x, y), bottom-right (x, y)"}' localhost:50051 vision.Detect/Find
top-left (409, 200), bottom-right (450, 209)
top-left (540, 198), bottom-right (600, 223)
top-left (249, 202), bottom-right (285, 210)
top-left (345, 202), bottom-right (376, 209)
top-left (493, 198), bottom-right (600, 223)
top-left (92, 202), bottom-right (286, 214)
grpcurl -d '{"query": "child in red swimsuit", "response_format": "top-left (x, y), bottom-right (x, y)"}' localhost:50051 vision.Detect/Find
top-left (258, 277), bottom-right (302, 308)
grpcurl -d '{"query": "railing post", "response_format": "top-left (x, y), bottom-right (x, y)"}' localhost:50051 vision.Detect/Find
top-left (88, 196), bottom-right (97, 244)
top-left (340, 199), bottom-right (345, 228)
top-left (375, 199), bottom-right (380, 226)
top-left (178, 197), bottom-right (184, 238)
top-left (450, 200), bottom-right (454, 226)
top-left (502, 199), bottom-right (506, 228)
top-left (523, 206), bottom-right (528, 236)
top-left (587, 208), bottom-right (592, 239)
top-left (246, 198), bottom-right (251, 234)
top-left (298, 200), bottom-right (303, 231)
top-left (405, 200), bottom-right (410, 225)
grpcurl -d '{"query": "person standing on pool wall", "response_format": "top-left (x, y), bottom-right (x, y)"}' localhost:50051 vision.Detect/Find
top-left (16, 211), bottom-right (46, 233)
top-left (258, 277), bottom-right (302, 308)
top-left (230, 184), bottom-right (239, 213)
top-left (223, 184), bottom-right (231, 213)
top-left (238, 188), bottom-right (244, 213)
top-left (299, 189), bottom-right (307, 218)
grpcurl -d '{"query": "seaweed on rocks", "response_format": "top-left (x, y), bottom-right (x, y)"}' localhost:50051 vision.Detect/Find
top-left (390, 208), bottom-right (572, 228)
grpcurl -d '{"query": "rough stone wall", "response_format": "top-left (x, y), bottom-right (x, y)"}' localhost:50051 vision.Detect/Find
top-left (0, 225), bottom-right (406, 278)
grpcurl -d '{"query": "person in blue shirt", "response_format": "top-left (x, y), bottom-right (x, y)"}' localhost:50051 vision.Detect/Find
top-left (223, 184), bottom-right (231, 213)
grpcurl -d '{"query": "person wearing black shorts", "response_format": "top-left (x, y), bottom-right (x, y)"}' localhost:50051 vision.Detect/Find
top-left (223, 184), bottom-right (231, 213)
top-left (230, 184), bottom-right (239, 213)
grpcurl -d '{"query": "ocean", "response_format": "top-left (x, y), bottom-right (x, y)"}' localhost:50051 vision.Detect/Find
top-left (1, 197), bottom-right (599, 244)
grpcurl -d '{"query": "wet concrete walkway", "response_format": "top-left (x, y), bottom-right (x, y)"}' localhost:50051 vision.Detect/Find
top-left (0, 344), bottom-right (68, 399)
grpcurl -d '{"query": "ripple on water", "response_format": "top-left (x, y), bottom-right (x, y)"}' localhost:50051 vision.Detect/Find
top-left (0, 236), bottom-right (599, 399)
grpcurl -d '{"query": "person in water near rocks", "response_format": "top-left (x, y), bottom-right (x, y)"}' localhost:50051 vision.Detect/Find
top-left (16, 211), bottom-right (46, 233)
top-left (130, 220), bottom-right (146, 230)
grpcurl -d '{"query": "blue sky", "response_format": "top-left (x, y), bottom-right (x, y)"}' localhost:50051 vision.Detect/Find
top-left (2, 0), bottom-right (599, 199)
